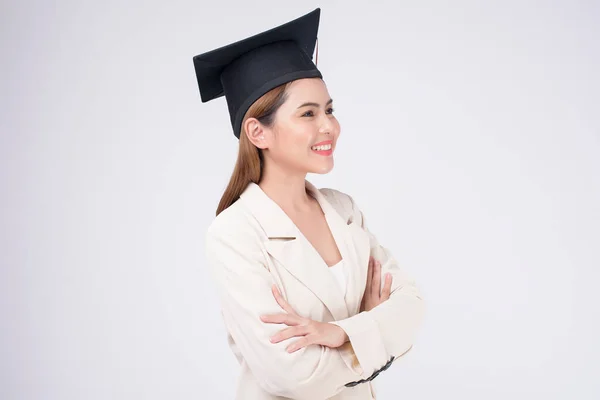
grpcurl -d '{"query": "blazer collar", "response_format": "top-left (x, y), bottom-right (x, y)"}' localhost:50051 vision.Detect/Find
top-left (238, 180), bottom-right (371, 321)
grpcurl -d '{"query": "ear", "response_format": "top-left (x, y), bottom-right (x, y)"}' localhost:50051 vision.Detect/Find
top-left (244, 117), bottom-right (269, 149)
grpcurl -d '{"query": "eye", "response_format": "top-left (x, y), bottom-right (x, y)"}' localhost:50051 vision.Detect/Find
top-left (301, 108), bottom-right (335, 117)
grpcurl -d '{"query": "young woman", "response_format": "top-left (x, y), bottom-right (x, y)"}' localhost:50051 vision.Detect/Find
top-left (194, 8), bottom-right (425, 400)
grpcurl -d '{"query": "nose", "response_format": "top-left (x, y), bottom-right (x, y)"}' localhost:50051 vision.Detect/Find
top-left (319, 114), bottom-right (334, 135)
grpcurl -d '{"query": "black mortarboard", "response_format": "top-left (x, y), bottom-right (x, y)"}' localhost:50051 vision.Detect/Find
top-left (192, 8), bottom-right (322, 139)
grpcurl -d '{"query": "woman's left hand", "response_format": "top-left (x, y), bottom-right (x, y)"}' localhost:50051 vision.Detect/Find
top-left (260, 284), bottom-right (349, 353)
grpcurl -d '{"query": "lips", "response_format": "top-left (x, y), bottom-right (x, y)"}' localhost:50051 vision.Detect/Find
top-left (312, 140), bottom-right (333, 147)
top-left (310, 138), bottom-right (334, 157)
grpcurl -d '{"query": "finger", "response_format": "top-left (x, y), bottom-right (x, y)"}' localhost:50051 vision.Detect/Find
top-left (271, 285), bottom-right (297, 315)
top-left (270, 325), bottom-right (309, 344)
top-left (286, 336), bottom-right (311, 353)
top-left (372, 260), bottom-right (382, 298)
top-left (260, 313), bottom-right (302, 326)
top-left (365, 257), bottom-right (373, 293)
top-left (381, 273), bottom-right (393, 300)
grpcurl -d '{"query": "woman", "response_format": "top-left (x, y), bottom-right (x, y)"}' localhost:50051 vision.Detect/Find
top-left (194, 8), bottom-right (425, 400)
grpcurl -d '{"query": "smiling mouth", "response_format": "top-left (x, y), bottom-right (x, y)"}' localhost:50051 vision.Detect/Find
top-left (311, 143), bottom-right (332, 151)
top-left (311, 144), bottom-right (333, 156)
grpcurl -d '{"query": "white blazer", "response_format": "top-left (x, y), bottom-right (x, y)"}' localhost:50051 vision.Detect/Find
top-left (205, 180), bottom-right (425, 400)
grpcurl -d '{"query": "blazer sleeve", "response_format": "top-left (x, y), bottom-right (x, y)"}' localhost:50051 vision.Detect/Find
top-left (205, 220), bottom-right (366, 399)
top-left (328, 192), bottom-right (426, 379)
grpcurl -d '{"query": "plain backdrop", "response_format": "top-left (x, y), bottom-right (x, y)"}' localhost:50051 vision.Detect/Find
top-left (1, 0), bottom-right (599, 399)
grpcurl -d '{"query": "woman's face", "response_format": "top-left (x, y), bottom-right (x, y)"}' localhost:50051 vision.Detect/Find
top-left (262, 78), bottom-right (340, 175)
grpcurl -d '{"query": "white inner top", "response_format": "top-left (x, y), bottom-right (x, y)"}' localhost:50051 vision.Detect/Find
top-left (328, 258), bottom-right (347, 295)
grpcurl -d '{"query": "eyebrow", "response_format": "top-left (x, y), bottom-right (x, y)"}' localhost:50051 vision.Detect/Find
top-left (296, 98), bottom-right (333, 109)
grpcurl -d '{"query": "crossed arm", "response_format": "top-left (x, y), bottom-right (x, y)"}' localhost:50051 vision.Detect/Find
top-left (205, 192), bottom-right (425, 399)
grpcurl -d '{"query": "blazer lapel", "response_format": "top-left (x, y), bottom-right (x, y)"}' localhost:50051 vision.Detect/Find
top-left (238, 181), bottom-right (371, 321)
top-left (307, 182), bottom-right (372, 317)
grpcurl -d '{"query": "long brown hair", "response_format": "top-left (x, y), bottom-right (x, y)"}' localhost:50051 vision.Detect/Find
top-left (216, 81), bottom-right (293, 216)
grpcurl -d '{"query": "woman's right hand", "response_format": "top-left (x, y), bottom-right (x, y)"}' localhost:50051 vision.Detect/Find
top-left (360, 256), bottom-right (393, 312)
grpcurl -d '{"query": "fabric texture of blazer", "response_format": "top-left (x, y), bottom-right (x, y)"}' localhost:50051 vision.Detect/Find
top-left (205, 180), bottom-right (425, 399)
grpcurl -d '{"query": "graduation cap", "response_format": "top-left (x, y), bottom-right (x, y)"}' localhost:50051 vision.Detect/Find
top-left (192, 8), bottom-right (323, 139)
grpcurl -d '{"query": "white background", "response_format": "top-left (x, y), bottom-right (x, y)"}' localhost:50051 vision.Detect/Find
top-left (2, 0), bottom-right (599, 399)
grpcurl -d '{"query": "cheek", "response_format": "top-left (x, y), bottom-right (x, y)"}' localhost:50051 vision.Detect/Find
top-left (283, 128), bottom-right (314, 154)
top-left (271, 131), bottom-right (310, 161)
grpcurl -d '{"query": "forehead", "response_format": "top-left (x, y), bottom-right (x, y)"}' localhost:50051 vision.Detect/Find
top-left (285, 78), bottom-right (331, 103)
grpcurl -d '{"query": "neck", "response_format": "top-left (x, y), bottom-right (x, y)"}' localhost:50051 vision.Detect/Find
top-left (258, 164), bottom-right (312, 214)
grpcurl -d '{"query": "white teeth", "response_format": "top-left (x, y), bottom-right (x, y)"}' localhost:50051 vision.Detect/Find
top-left (311, 144), bottom-right (332, 151)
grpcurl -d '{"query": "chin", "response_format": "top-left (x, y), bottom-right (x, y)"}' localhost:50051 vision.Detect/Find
top-left (309, 162), bottom-right (335, 174)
